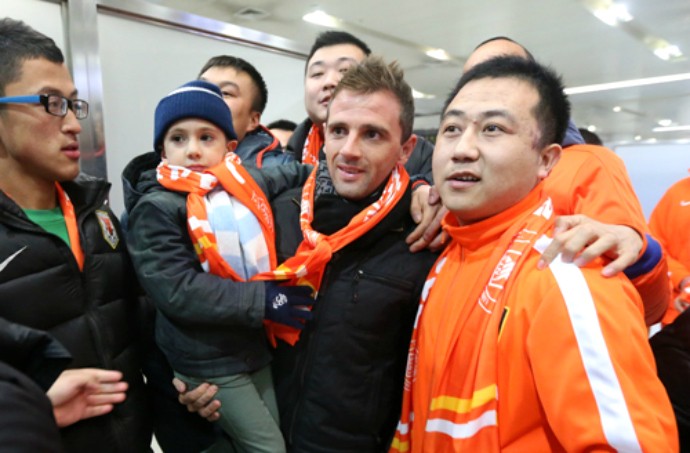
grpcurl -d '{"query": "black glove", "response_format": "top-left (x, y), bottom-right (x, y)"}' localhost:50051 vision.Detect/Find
top-left (264, 282), bottom-right (314, 329)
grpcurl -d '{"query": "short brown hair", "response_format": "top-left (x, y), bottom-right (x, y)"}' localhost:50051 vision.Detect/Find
top-left (331, 56), bottom-right (414, 143)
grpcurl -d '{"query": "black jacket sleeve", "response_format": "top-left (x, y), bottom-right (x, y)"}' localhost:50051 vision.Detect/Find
top-left (0, 362), bottom-right (64, 453)
top-left (127, 190), bottom-right (265, 329)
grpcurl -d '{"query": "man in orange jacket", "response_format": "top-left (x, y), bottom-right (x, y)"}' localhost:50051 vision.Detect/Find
top-left (411, 37), bottom-right (669, 325)
top-left (391, 56), bottom-right (677, 452)
top-left (649, 174), bottom-right (690, 323)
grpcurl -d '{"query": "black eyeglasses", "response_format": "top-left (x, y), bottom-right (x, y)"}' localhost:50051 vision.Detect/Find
top-left (0, 94), bottom-right (89, 119)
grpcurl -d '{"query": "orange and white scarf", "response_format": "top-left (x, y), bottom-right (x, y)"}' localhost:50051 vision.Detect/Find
top-left (55, 183), bottom-right (85, 271)
top-left (391, 193), bottom-right (554, 452)
top-left (301, 123), bottom-right (323, 166)
top-left (258, 161), bottom-right (410, 346)
top-left (156, 153), bottom-right (277, 281)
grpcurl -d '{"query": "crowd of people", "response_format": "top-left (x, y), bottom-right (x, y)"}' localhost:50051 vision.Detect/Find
top-left (1, 15), bottom-right (688, 453)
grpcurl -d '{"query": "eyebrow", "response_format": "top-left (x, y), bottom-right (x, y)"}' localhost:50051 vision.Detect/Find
top-left (37, 86), bottom-right (78, 98)
top-left (201, 78), bottom-right (239, 91)
top-left (441, 108), bottom-right (516, 124)
top-left (308, 56), bottom-right (359, 70)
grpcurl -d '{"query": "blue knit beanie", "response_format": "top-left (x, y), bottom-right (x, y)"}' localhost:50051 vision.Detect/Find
top-left (153, 80), bottom-right (237, 152)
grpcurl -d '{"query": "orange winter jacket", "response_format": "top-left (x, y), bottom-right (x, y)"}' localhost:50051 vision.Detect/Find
top-left (400, 189), bottom-right (677, 452)
top-left (649, 175), bottom-right (690, 323)
top-left (545, 143), bottom-right (669, 325)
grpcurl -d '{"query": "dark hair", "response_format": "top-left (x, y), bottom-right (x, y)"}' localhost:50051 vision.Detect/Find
top-left (197, 55), bottom-right (268, 114)
top-left (473, 36), bottom-right (536, 62)
top-left (267, 119), bottom-right (297, 131)
top-left (444, 56), bottom-right (570, 147)
top-left (333, 56), bottom-right (414, 143)
top-left (305, 31), bottom-right (371, 70)
top-left (578, 128), bottom-right (603, 145)
top-left (0, 18), bottom-right (64, 97)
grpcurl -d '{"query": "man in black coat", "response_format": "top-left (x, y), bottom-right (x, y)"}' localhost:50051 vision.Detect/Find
top-left (270, 57), bottom-right (438, 452)
top-left (0, 18), bottom-right (150, 451)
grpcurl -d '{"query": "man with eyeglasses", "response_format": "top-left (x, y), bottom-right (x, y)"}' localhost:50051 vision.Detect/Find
top-left (0, 18), bottom-right (151, 452)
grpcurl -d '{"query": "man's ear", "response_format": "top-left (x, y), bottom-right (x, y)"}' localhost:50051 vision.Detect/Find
top-left (247, 111), bottom-right (261, 133)
top-left (399, 133), bottom-right (418, 165)
top-left (538, 143), bottom-right (561, 180)
top-left (227, 140), bottom-right (238, 153)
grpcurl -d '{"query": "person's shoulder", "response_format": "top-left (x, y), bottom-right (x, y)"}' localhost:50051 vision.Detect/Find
top-left (562, 143), bottom-right (622, 165)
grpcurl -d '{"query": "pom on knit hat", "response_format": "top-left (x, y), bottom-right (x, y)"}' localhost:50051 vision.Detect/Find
top-left (153, 80), bottom-right (237, 152)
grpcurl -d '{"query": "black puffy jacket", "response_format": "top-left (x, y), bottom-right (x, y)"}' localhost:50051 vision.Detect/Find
top-left (271, 182), bottom-right (439, 452)
top-left (0, 175), bottom-right (151, 452)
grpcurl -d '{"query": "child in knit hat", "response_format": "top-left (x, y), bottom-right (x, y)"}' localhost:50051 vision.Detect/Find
top-left (127, 80), bottom-right (314, 452)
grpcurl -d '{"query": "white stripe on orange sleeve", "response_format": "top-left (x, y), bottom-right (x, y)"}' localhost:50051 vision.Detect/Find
top-left (534, 235), bottom-right (643, 453)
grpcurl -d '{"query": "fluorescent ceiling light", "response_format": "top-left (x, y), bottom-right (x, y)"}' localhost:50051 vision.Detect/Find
top-left (587, 125), bottom-right (597, 132)
top-left (593, 3), bottom-right (633, 26)
top-left (565, 72), bottom-right (690, 95)
top-left (654, 44), bottom-right (683, 61)
top-left (634, 135), bottom-right (642, 141)
top-left (302, 10), bottom-right (340, 28)
top-left (412, 88), bottom-right (435, 99)
top-left (658, 119), bottom-right (673, 127)
top-left (652, 125), bottom-right (690, 132)
top-left (612, 106), bottom-right (622, 112)
top-left (425, 48), bottom-right (451, 61)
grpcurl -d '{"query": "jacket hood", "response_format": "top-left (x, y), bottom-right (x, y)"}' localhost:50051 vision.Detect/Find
top-left (122, 151), bottom-right (163, 214)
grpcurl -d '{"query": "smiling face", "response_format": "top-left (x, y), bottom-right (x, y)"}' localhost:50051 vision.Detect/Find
top-left (433, 76), bottom-right (560, 224)
top-left (0, 58), bottom-right (82, 193)
top-left (324, 89), bottom-right (415, 201)
top-left (304, 44), bottom-right (367, 126)
top-left (161, 118), bottom-right (236, 172)
top-left (200, 66), bottom-right (260, 142)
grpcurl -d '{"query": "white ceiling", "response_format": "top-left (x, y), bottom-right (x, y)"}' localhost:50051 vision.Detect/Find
top-left (146, 0), bottom-right (690, 146)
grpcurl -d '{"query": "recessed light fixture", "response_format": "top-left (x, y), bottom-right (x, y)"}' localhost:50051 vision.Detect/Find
top-left (654, 44), bottom-right (683, 61)
top-left (612, 106), bottom-right (622, 112)
top-left (634, 135), bottom-right (642, 141)
top-left (652, 125), bottom-right (690, 132)
top-left (657, 119), bottom-right (673, 127)
top-left (302, 10), bottom-right (340, 28)
top-left (425, 48), bottom-right (451, 61)
top-left (587, 125), bottom-right (597, 132)
top-left (412, 88), bottom-right (435, 99)
top-left (592, 2), bottom-right (633, 26)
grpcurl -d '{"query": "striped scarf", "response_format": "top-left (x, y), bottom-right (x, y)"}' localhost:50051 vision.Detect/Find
top-left (391, 195), bottom-right (554, 452)
top-left (156, 153), bottom-right (277, 281)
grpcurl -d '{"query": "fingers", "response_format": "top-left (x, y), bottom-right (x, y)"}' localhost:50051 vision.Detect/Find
top-left (408, 204), bottom-right (447, 253)
top-left (86, 391), bottom-right (127, 406)
top-left (410, 185), bottom-right (431, 223)
top-left (177, 381), bottom-right (218, 410)
top-left (197, 400), bottom-right (221, 422)
top-left (81, 404), bottom-right (115, 420)
top-left (406, 222), bottom-right (428, 249)
top-left (175, 381), bottom-right (222, 421)
top-left (537, 216), bottom-right (642, 278)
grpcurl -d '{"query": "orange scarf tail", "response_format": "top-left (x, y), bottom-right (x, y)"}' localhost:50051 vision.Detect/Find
top-left (258, 163), bottom-right (410, 347)
top-left (55, 183), bottom-right (85, 271)
top-left (302, 123), bottom-right (323, 166)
